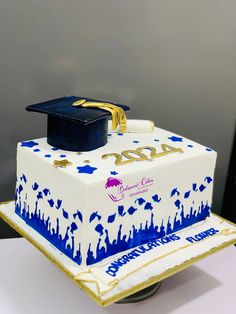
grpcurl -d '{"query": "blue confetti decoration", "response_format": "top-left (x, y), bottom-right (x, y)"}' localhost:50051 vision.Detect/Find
top-left (43, 188), bottom-right (50, 196)
top-left (144, 202), bottom-right (153, 211)
top-left (89, 211), bottom-right (101, 223)
top-left (168, 136), bottom-right (183, 142)
top-left (205, 176), bottom-right (212, 184)
top-left (73, 210), bottom-right (83, 223)
top-left (18, 185), bottom-right (23, 194)
top-left (44, 154), bottom-right (52, 158)
top-left (62, 209), bottom-right (69, 219)
top-left (48, 199), bottom-right (54, 207)
top-left (95, 224), bottom-right (104, 235)
top-left (135, 198), bottom-right (146, 205)
top-left (70, 222), bottom-right (78, 233)
top-left (118, 205), bottom-right (126, 217)
top-left (108, 213), bottom-right (116, 223)
top-left (127, 206), bottom-right (137, 215)
top-left (184, 191), bottom-right (191, 199)
top-left (32, 182), bottom-right (39, 191)
top-left (187, 144), bottom-right (194, 148)
top-left (20, 174), bottom-right (27, 183)
top-left (77, 165), bottom-right (97, 174)
top-left (59, 154), bottom-right (66, 158)
top-left (37, 192), bottom-right (43, 200)
top-left (33, 149), bottom-right (41, 152)
top-left (21, 141), bottom-right (39, 148)
top-left (199, 184), bottom-right (206, 192)
top-left (110, 171), bottom-right (119, 175)
top-left (174, 199), bottom-right (181, 209)
top-left (56, 199), bottom-right (62, 209)
top-left (152, 194), bottom-right (162, 203)
top-left (171, 188), bottom-right (180, 197)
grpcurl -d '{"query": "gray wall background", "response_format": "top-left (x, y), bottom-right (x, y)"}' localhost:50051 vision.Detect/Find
top-left (1, 1), bottom-right (236, 236)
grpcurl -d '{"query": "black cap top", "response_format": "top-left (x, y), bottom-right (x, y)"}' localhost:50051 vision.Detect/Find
top-left (26, 96), bottom-right (129, 152)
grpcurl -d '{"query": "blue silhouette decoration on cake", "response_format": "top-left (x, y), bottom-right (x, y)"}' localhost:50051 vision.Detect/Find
top-left (86, 201), bottom-right (211, 265)
top-left (15, 175), bottom-right (82, 264)
top-left (15, 172), bottom-right (213, 266)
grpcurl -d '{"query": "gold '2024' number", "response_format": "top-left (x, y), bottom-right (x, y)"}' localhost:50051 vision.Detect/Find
top-left (101, 144), bottom-right (183, 166)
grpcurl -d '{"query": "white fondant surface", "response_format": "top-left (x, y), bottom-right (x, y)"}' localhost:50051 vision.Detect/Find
top-left (19, 127), bottom-right (215, 184)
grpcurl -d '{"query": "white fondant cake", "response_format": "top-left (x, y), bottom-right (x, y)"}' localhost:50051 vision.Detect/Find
top-left (15, 127), bottom-right (216, 266)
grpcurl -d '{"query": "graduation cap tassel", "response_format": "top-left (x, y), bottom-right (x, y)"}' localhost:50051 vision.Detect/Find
top-left (72, 100), bottom-right (127, 133)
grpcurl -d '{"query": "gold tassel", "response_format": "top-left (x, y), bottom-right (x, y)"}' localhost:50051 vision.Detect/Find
top-left (72, 99), bottom-right (127, 133)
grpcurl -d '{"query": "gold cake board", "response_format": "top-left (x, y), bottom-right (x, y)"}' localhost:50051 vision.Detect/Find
top-left (1, 201), bottom-right (236, 307)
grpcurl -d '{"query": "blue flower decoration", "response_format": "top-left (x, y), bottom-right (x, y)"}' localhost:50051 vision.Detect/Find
top-left (51, 147), bottom-right (59, 151)
top-left (33, 149), bottom-right (40, 152)
top-left (168, 136), bottom-right (183, 142)
top-left (59, 154), bottom-right (66, 158)
top-left (110, 171), bottom-right (118, 175)
top-left (21, 141), bottom-right (39, 148)
top-left (44, 154), bottom-right (52, 158)
top-left (77, 165), bottom-right (97, 174)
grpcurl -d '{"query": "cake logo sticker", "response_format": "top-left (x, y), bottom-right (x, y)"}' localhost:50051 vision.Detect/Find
top-left (105, 177), bottom-right (124, 202)
top-left (105, 177), bottom-right (154, 202)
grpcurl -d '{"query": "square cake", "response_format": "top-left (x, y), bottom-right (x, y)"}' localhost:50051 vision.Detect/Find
top-left (15, 102), bottom-right (216, 267)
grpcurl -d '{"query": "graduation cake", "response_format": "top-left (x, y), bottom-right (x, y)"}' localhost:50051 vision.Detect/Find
top-left (14, 96), bottom-right (217, 266)
top-left (1, 95), bottom-right (236, 306)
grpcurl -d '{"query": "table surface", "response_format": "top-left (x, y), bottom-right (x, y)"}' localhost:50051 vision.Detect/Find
top-left (0, 238), bottom-right (235, 314)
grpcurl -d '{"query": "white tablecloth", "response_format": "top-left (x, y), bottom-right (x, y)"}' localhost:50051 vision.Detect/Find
top-left (0, 238), bottom-right (235, 314)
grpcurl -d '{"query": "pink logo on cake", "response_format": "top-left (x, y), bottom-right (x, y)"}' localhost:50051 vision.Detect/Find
top-left (105, 177), bottom-right (124, 202)
top-left (105, 176), bottom-right (154, 202)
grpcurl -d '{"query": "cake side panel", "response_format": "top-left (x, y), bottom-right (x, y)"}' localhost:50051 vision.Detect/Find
top-left (84, 152), bottom-right (217, 265)
top-left (15, 143), bottom-right (88, 265)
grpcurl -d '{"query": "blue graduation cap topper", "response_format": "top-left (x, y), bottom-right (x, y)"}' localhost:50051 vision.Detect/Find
top-left (26, 96), bottom-right (129, 152)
